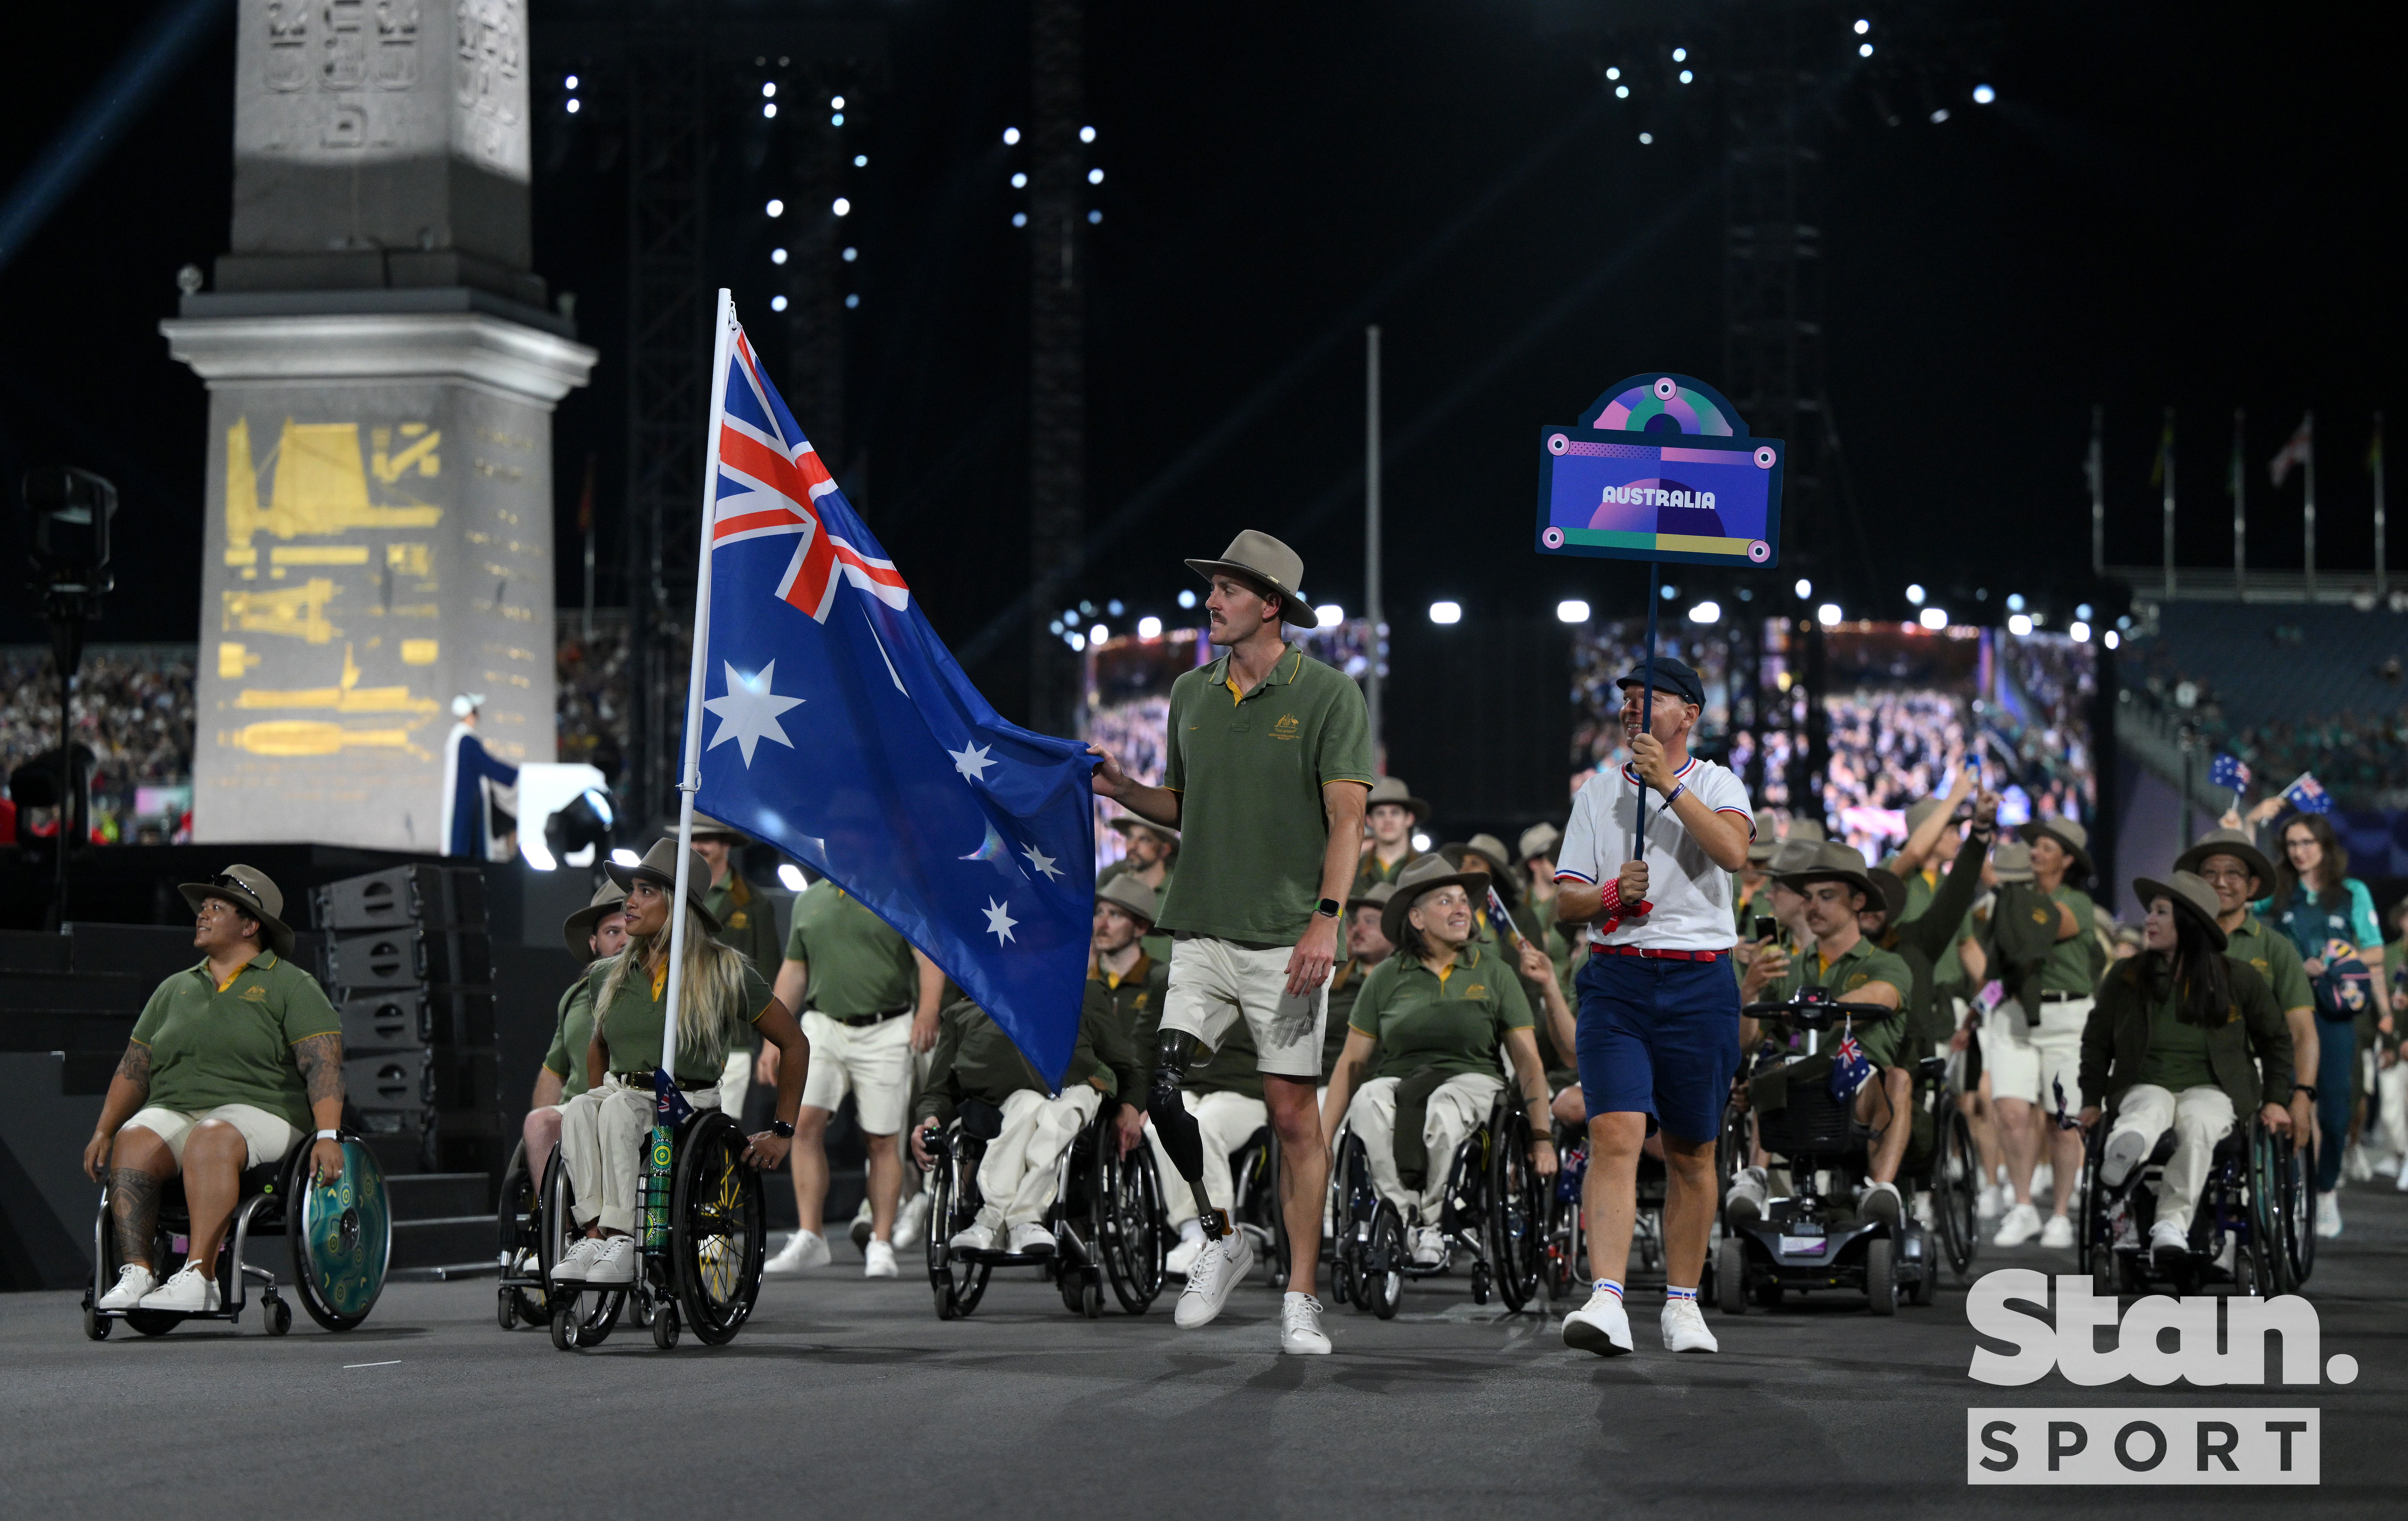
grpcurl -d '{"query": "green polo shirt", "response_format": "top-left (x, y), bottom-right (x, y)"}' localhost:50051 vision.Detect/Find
top-left (130, 950), bottom-right (340, 1131)
top-left (1777, 936), bottom-right (1914, 1071)
top-left (784, 880), bottom-right (918, 1016)
top-left (589, 957), bottom-right (775, 1089)
top-left (541, 977), bottom-right (601, 1101)
top-left (1348, 944), bottom-right (1533, 1083)
top-left (702, 872), bottom-right (783, 975)
top-left (2225, 913), bottom-right (2316, 1016)
top-left (2138, 984), bottom-right (2218, 1092)
top-left (2037, 884), bottom-right (2104, 996)
top-left (1157, 646), bottom-right (1376, 944)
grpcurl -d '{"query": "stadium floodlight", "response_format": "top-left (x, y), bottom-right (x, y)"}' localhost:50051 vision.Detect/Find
top-left (770, 247), bottom-right (787, 265)
top-left (1973, 84), bottom-right (1996, 104)
top-left (1429, 600), bottom-right (1462, 625)
top-left (1090, 623), bottom-right (1108, 644)
top-left (1411, 832), bottom-right (1433, 852)
top-left (777, 863), bottom-right (807, 891)
top-left (831, 95), bottom-right (845, 109)
top-left (766, 198), bottom-right (784, 217)
top-left (2069, 620), bottom-right (2092, 643)
top-left (1003, 126), bottom-right (1021, 144)
top-left (1316, 603), bottom-right (1344, 628)
top-left (566, 99), bottom-right (580, 114)
top-left (2008, 613), bottom-right (2033, 636)
top-left (832, 197), bottom-right (851, 216)
top-left (762, 82), bottom-right (776, 98)
top-left (1854, 18), bottom-right (1870, 33)
top-left (1688, 600), bottom-right (1721, 625)
top-left (1012, 172), bottom-right (1027, 188)
top-left (2006, 592), bottom-right (2026, 611)
top-left (762, 104), bottom-right (775, 119)
top-left (610, 848), bottom-right (642, 867)
top-left (1080, 125), bottom-right (1096, 142)
top-left (1137, 615), bottom-right (1163, 639)
top-left (769, 295), bottom-right (788, 312)
top-left (1859, 43), bottom-right (1873, 57)
top-left (2103, 630), bottom-right (2120, 649)
top-left (1817, 603), bottom-right (1842, 626)
top-left (1906, 583), bottom-right (1925, 605)
top-left (1920, 607), bottom-right (1948, 630)
top-left (1794, 577), bottom-right (1812, 599)
top-left (1556, 598), bottom-right (1590, 623)
top-left (1178, 589), bottom-right (1196, 609)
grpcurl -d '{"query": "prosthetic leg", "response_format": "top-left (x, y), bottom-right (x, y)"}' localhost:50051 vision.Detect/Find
top-left (1149, 1029), bottom-right (1236, 1241)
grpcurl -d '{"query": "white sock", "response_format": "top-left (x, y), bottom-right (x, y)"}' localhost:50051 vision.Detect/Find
top-left (1179, 1219), bottom-right (1204, 1244)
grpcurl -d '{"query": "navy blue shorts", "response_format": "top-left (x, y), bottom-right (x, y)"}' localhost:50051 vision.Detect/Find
top-left (1574, 951), bottom-right (1742, 1145)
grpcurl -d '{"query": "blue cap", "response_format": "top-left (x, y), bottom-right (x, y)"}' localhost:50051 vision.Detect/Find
top-left (1616, 656), bottom-right (1705, 707)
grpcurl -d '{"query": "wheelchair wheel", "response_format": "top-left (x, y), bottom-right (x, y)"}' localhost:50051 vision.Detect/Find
top-left (2279, 1134), bottom-right (2315, 1289)
top-left (2246, 1122), bottom-right (2292, 1295)
top-left (1099, 1136), bottom-right (1165, 1314)
top-left (541, 1151), bottom-right (625, 1348)
top-left (669, 1112), bottom-right (765, 1346)
top-left (1487, 1103), bottom-right (1546, 1312)
top-left (494, 1139), bottom-right (552, 1327)
top-left (1716, 1238), bottom-right (1748, 1315)
top-left (288, 1136), bottom-right (390, 1332)
top-left (1364, 1200), bottom-right (1407, 1320)
top-left (1865, 1237), bottom-right (1896, 1316)
top-left (1932, 1107), bottom-right (1980, 1282)
top-left (2073, 1122), bottom-right (2105, 1282)
top-left (925, 1132), bottom-right (991, 1319)
top-left (125, 1309), bottom-right (182, 1337)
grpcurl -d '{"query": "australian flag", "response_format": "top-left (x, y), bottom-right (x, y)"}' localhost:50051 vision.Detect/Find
top-left (1828, 1025), bottom-right (1872, 1103)
top-left (2281, 771), bottom-right (2335, 816)
top-left (689, 308), bottom-right (1096, 1083)
top-left (2209, 752), bottom-right (2250, 792)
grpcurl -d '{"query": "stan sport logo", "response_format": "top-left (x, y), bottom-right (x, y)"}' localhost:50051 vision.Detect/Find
top-left (1963, 1271), bottom-right (2356, 1486)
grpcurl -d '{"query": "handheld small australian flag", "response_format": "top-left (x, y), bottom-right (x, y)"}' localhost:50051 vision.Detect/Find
top-left (2209, 752), bottom-right (2251, 793)
top-left (1828, 1022), bottom-right (1872, 1103)
top-left (686, 300), bottom-right (1096, 1084)
top-left (2281, 771), bottom-right (2335, 816)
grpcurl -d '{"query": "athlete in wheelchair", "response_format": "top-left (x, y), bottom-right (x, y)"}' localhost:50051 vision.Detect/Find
top-left (81, 865), bottom-right (388, 1338)
top-left (496, 879), bottom-right (629, 1329)
top-left (2075, 870), bottom-right (2297, 1296)
top-left (1725, 842), bottom-right (1941, 1314)
top-left (542, 839), bottom-right (810, 1350)
top-left (911, 989), bottom-right (1153, 1318)
top-left (1318, 856), bottom-right (1558, 1317)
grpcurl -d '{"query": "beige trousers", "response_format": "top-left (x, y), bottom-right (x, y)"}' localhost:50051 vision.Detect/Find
top-left (558, 1075), bottom-right (719, 1234)
top-left (1345, 1072), bottom-right (1504, 1227)
top-left (2110, 1082), bottom-right (2236, 1233)
top-left (974, 1087), bottom-right (1102, 1230)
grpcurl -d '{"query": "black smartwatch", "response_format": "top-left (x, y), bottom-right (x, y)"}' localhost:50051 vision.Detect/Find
top-left (766, 1118), bottom-right (795, 1139)
top-left (1316, 897), bottom-right (1341, 919)
top-left (2291, 1084), bottom-right (2316, 1101)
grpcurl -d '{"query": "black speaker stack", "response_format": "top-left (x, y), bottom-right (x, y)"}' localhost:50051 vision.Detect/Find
top-left (313, 865), bottom-right (505, 1177)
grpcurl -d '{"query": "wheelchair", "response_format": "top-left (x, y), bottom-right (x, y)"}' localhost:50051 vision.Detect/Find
top-left (1718, 995), bottom-right (1942, 1317)
top-left (2075, 1103), bottom-right (2295, 1298)
top-left (543, 1100), bottom-right (767, 1351)
top-left (82, 1130), bottom-right (390, 1339)
top-left (1327, 1090), bottom-right (1547, 1318)
top-left (493, 1136), bottom-right (555, 1329)
top-left (923, 1097), bottom-right (1165, 1320)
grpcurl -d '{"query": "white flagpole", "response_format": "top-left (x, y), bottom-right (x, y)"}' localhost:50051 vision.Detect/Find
top-left (661, 289), bottom-right (739, 1080)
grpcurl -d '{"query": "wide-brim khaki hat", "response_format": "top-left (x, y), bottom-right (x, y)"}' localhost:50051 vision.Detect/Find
top-left (1382, 852), bottom-right (1492, 946)
top-left (1184, 530), bottom-right (1317, 627)
top-left (1365, 776), bottom-right (1432, 823)
top-left (1096, 873), bottom-right (1159, 927)
top-left (605, 838), bottom-right (723, 935)
top-left (687, 813), bottom-right (749, 845)
top-left (1746, 811), bottom-right (1781, 863)
top-left (2173, 828), bottom-right (2277, 896)
top-left (2133, 870), bottom-right (2229, 951)
top-left (1441, 838), bottom-right (1518, 907)
top-left (1776, 840), bottom-right (1881, 908)
top-left (1347, 879), bottom-right (1398, 916)
top-left (1865, 867), bottom-right (1908, 923)
top-left (563, 879), bottom-right (630, 956)
top-left (1106, 814), bottom-right (1181, 852)
top-left (178, 864), bottom-right (295, 960)
top-left (2019, 815), bottom-right (2095, 882)
top-left (1788, 818), bottom-right (1827, 844)
top-left (1990, 839), bottom-right (2036, 883)
top-left (1517, 821), bottom-right (1563, 863)
top-left (1765, 837), bottom-right (1823, 877)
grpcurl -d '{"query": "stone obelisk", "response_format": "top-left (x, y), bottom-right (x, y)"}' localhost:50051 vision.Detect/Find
top-left (163, 1), bottom-right (596, 852)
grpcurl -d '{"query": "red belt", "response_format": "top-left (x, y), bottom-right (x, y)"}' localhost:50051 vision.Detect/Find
top-left (1593, 943), bottom-right (1730, 962)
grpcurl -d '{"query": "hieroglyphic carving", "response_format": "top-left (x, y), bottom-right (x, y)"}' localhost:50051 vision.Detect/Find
top-left (265, 2), bottom-right (309, 91)
top-left (454, 0), bottom-right (523, 171)
top-left (375, 1), bottom-right (420, 90)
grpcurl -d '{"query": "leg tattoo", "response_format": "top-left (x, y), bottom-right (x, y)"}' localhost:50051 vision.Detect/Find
top-left (109, 1168), bottom-right (160, 1270)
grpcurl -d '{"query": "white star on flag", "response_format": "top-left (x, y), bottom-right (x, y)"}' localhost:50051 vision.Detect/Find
top-left (950, 741), bottom-right (997, 782)
top-left (1021, 844), bottom-right (1062, 881)
top-left (982, 897), bottom-right (1019, 945)
top-left (703, 660), bottom-right (805, 766)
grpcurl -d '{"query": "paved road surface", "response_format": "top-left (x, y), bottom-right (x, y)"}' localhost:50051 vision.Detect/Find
top-left (5, 1186), bottom-right (2400, 1519)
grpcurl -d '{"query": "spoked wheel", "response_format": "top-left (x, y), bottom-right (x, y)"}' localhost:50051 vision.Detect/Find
top-left (925, 1134), bottom-right (991, 1319)
top-left (670, 1112), bottom-right (765, 1346)
top-left (2246, 1122), bottom-right (2292, 1294)
top-left (2073, 1122), bottom-right (2105, 1283)
top-left (1715, 1098), bottom-right (1751, 1203)
top-left (1544, 1141), bottom-right (1587, 1301)
top-left (1099, 1136), bottom-right (1165, 1313)
top-left (495, 1138), bottom-right (552, 1327)
top-left (1934, 1107), bottom-right (1981, 1282)
top-left (1488, 1105), bottom-right (1546, 1312)
top-left (289, 1136), bottom-right (390, 1332)
top-left (542, 1152), bottom-right (624, 1348)
top-left (2279, 1132), bottom-right (2315, 1289)
top-left (1364, 1200), bottom-right (1407, 1320)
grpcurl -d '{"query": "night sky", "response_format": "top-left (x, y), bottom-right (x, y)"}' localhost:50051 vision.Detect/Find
top-left (3, 1), bottom-right (2400, 715)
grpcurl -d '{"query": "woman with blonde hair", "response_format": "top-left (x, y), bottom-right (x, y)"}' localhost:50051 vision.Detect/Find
top-left (550, 839), bottom-right (811, 1288)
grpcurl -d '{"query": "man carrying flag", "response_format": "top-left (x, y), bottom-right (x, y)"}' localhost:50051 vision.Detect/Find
top-left (1088, 531), bottom-right (1374, 1356)
top-left (675, 295), bottom-right (1099, 1214)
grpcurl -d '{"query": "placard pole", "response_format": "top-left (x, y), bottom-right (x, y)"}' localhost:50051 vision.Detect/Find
top-left (1634, 562), bottom-right (1661, 843)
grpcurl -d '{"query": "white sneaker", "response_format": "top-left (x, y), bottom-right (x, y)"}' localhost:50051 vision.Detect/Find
top-left (1910, 1191), bottom-right (1936, 1230)
top-left (2100, 1128), bottom-right (2150, 1190)
top-left (2149, 1219), bottom-right (2190, 1270)
top-left (863, 1240), bottom-right (899, 1279)
top-left (2345, 1143), bottom-right (2375, 1183)
top-left (1175, 1229), bottom-right (1254, 1329)
top-left (1976, 1184), bottom-right (2005, 1222)
top-left (1006, 1222), bottom-right (1057, 1256)
top-left (96, 1264), bottom-right (155, 1311)
top-left (765, 1229), bottom-right (831, 1274)
top-left (949, 1221), bottom-right (997, 1252)
top-left (551, 1236), bottom-right (604, 1284)
top-left (2030, 1163), bottom-right (2054, 1202)
top-left (849, 1198), bottom-right (874, 1251)
top-left (2039, 1213), bottom-right (2076, 1250)
top-left (1857, 1180), bottom-right (1903, 1230)
top-left (137, 1263), bottom-right (220, 1313)
top-left (1562, 1288), bottom-right (1633, 1356)
top-left (1279, 1292), bottom-right (1332, 1354)
top-left (1993, 1202), bottom-right (2043, 1247)
top-left (1725, 1166), bottom-right (1769, 1226)
top-left (2315, 1194), bottom-right (2343, 1239)
top-left (1661, 1298), bottom-right (1718, 1353)
top-left (583, 1236), bottom-right (636, 1286)
top-left (1165, 1222), bottom-right (1206, 1276)
top-left (1409, 1225), bottom-right (1446, 1267)
top-left (893, 1192), bottom-right (931, 1251)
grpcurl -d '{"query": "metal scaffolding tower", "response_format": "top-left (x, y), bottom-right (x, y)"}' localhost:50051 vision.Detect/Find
top-left (1025, 0), bottom-right (1085, 738)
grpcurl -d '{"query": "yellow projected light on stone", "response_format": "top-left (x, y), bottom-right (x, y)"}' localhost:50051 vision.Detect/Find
top-left (222, 577), bottom-right (342, 644)
top-left (233, 643), bottom-right (439, 717)
top-left (224, 417), bottom-right (444, 548)
top-left (221, 720), bottom-right (428, 759)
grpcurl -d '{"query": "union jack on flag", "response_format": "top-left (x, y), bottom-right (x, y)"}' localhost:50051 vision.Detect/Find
top-left (2209, 752), bottom-right (2250, 791)
top-left (711, 327), bottom-right (910, 622)
top-left (1828, 1024), bottom-right (1873, 1101)
top-left (2281, 771), bottom-right (2335, 815)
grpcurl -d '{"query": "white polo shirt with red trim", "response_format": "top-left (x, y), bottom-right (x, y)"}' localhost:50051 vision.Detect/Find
top-left (1555, 755), bottom-right (1753, 953)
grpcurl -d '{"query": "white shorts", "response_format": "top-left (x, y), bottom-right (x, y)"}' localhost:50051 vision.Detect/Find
top-left (800, 1010), bottom-right (914, 1135)
top-left (125, 1104), bottom-right (303, 1170)
top-left (1160, 935), bottom-right (1329, 1081)
top-left (1985, 996), bottom-right (2091, 1115)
